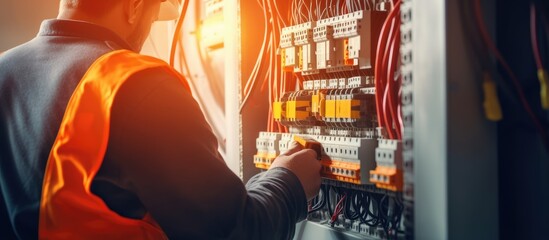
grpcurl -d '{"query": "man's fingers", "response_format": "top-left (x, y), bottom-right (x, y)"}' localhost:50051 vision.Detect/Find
top-left (278, 141), bottom-right (302, 157)
top-left (291, 148), bottom-right (318, 161)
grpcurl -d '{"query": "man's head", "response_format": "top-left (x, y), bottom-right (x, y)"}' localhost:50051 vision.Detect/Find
top-left (58, 0), bottom-right (169, 51)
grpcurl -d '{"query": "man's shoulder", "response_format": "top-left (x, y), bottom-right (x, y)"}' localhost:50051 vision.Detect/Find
top-left (0, 41), bottom-right (33, 66)
top-left (0, 40), bottom-right (39, 84)
top-left (93, 51), bottom-right (185, 88)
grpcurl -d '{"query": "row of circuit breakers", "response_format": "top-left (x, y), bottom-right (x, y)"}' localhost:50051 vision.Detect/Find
top-left (281, 10), bottom-right (386, 74)
top-left (254, 10), bottom-right (403, 192)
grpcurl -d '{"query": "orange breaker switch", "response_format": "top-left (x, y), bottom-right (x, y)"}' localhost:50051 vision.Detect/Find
top-left (293, 135), bottom-right (322, 160)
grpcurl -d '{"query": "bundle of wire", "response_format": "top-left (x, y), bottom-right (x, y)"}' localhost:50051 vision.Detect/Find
top-left (375, 0), bottom-right (402, 140)
top-left (240, 0), bottom-right (294, 133)
top-left (308, 185), bottom-right (404, 239)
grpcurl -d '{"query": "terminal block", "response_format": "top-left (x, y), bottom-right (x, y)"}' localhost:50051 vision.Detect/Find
top-left (322, 88), bottom-right (376, 128)
top-left (280, 22), bottom-right (317, 74)
top-left (315, 10), bottom-right (387, 72)
top-left (274, 85), bottom-right (376, 129)
top-left (317, 135), bottom-right (377, 184)
top-left (294, 22), bottom-right (317, 74)
top-left (254, 132), bottom-right (378, 184)
top-left (313, 25), bottom-right (335, 70)
top-left (282, 10), bottom-right (386, 74)
top-left (369, 139), bottom-right (403, 191)
top-left (253, 132), bottom-right (282, 169)
top-left (274, 90), bottom-right (318, 127)
top-left (280, 26), bottom-right (296, 72)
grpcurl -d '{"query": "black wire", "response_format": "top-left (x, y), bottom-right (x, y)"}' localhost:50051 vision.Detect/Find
top-left (343, 190), bottom-right (360, 220)
top-left (310, 185), bottom-right (405, 235)
top-left (380, 194), bottom-right (395, 239)
top-left (360, 192), bottom-right (381, 227)
top-left (325, 185), bottom-right (334, 216)
top-left (392, 194), bottom-right (404, 228)
top-left (378, 194), bottom-right (405, 240)
top-left (393, 198), bottom-right (404, 230)
top-left (308, 185), bottom-right (326, 213)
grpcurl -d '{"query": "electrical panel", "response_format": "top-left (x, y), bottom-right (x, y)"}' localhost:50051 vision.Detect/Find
top-left (252, 1), bottom-right (406, 239)
top-left (160, 0), bottom-right (413, 238)
top-left (152, 0), bottom-right (525, 238)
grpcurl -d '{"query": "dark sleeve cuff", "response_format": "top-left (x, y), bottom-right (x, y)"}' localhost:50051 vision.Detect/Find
top-left (249, 167), bottom-right (308, 222)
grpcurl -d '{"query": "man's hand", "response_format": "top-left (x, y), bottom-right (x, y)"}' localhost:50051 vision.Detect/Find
top-left (270, 141), bottom-right (322, 201)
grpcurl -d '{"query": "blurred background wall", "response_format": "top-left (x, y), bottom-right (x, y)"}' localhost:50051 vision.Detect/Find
top-left (0, 0), bottom-right (59, 52)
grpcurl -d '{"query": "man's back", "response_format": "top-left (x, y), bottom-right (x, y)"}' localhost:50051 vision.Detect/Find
top-left (0, 18), bottom-right (317, 239)
top-left (0, 19), bottom-right (130, 238)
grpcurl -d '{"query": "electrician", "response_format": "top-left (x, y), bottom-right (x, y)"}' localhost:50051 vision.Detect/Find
top-left (0, 0), bottom-right (321, 239)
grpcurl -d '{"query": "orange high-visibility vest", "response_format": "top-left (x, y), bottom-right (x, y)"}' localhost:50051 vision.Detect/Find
top-left (39, 49), bottom-right (190, 239)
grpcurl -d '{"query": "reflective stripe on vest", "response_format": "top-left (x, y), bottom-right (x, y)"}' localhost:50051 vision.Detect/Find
top-left (39, 49), bottom-right (190, 239)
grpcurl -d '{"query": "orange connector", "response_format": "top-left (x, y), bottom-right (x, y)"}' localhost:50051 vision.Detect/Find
top-left (293, 135), bottom-right (322, 159)
top-left (253, 154), bottom-right (276, 170)
top-left (320, 159), bottom-right (362, 184)
top-left (369, 166), bottom-right (403, 191)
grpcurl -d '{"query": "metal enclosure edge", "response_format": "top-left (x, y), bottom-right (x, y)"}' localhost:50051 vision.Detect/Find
top-left (413, 0), bottom-right (448, 239)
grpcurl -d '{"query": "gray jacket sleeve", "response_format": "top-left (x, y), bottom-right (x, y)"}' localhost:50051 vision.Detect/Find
top-left (94, 67), bottom-right (307, 240)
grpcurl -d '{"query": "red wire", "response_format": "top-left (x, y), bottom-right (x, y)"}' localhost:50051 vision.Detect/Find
top-left (382, 85), bottom-right (395, 138)
top-left (381, 18), bottom-right (395, 139)
top-left (391, 15), bottom-right (402, 139)
top-left (384, 10), bottom-right (401, 140)
top-left (375, 9), bottom-right (389, 126)
top-left (397, 85), bottom-right (404, 137)
top-left (375, 1), bottom-right (401, 134)
top-left (474, 0), bottom-right (548, 143)
top-left (330, 195), bottom-right (346, 224)
top-left (376, 1), bottom-right (401, 139)
top-left (383, 13), bottom-right (400, 139)
top-left (531, 3), bottom-right (544, 70)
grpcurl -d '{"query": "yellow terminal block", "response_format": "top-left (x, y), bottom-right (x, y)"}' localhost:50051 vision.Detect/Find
top-left (273, 101), bottom-right (284, 121)
top-left (538, 69), bottom-right (549, 110)
top-left (325, 99), bottom-right (337, 118)
top-left (311, 92), bottom-right (326, 117)
top-left (311, 93), bottom-right (320, 113)
top-left (482, 73), bottom-right (503, 121)
top-left (253, 155), bottom-right (269, 170)
top-left (253, 154), bottom-right (276, 170)
top-left (286, 101), bottom-right (297, 119)
top-left (337, 99), bottom-right (361, 119)
top-left (286, 100), bottom-right (310, 120)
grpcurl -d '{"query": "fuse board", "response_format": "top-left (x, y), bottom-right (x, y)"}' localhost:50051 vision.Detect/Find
top-left (160, 0), bottom-right (512, 238)
top-left (250, 1), bottom-right (407, 239)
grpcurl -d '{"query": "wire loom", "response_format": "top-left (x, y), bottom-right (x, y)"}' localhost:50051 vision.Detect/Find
top-left (307, 184), bottom-right (404, 239)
